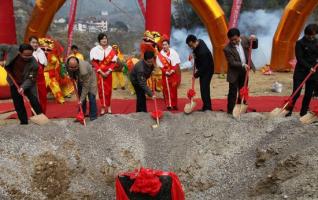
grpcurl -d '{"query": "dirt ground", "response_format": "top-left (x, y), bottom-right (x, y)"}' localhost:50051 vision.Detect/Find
top-left (112, 70), bottom-right (293, 99)
top-left (0, 70), bottom-right (294, 103)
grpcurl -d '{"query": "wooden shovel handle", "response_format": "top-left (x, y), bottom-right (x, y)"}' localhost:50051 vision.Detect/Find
top-left (6, 70), bottom-right (37, 115)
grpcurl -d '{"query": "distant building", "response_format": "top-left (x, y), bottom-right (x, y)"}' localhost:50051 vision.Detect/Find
top-left (73, 19), bottom-right (108, 33)
top-left (54, 18), bottom-right (66, 24)
top-left (101, 11), bottom-right (108, 16)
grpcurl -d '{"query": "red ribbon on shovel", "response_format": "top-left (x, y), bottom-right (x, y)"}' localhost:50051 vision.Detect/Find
top-left (72, 80), bottom-right (86, 126)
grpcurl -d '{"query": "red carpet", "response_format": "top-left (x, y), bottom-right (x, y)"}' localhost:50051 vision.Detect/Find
top-left (1, 96), bottom-right (317, 119)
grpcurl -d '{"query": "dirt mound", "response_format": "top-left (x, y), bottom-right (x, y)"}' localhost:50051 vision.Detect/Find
top-left (32, 152), bottom-right (71, 199)
top-left (0, 112), bottom-right (317, 199)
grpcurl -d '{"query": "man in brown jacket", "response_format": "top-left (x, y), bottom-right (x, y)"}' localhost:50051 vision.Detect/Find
top-left (223, 28), bottom-right (258, 114)
top-left (66, 56), bottom-right (97, 121)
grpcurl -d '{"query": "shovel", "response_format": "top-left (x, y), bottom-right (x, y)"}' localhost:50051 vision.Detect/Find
top-left (184, 88), bottom-right (196, 114)
top-left (300, 112), bottom-right (318, 124)
top-left (300, 108), bottom-right (318, 124)
top-left (6, 71), bottom-right (49, 125)
top-left (151, 96), bottom-right (163, 129)
top-left (184, 65), bottom-right (197, 114)
top-left (72, 80), bottom-right (86, 126)
top-left (233, 38), bottom-right (253, 119)
top-left (165, 75), bottom-right (172, 108)
top-left (150, 78), bottom-right (163, 128)
top-left (269, 63), bottom-right (318, 118)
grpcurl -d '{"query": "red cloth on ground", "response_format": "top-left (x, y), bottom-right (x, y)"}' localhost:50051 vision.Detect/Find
top-left (2, 96), bottom-right (318, 119)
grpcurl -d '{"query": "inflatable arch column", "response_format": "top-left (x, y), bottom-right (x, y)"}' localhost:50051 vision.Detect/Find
top-left (270, 0), bottom-right (318, 71)
top-left (145, 0), bottom-right (171, 37)
top-left (24, 0), bottom-right (66, 42)
top-left (187, 0), bottom-right (228, 74)
top-left (0, 0), bottom-right (16, 99)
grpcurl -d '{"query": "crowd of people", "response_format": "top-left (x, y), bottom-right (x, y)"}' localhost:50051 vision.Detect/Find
top-left (0, 24), bottom-right (317, 125)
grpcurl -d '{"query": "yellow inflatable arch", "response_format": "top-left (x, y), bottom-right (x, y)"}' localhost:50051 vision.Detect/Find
top-left (270, 0), bottom-right (318, 71)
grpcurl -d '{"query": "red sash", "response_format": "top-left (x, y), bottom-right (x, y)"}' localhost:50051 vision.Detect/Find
top-left (158, 53), bottom-right (172, 70)
top-left (101, 50), bottom-right (116, 66)
top-left (95, 50), bottom-right (116, 72)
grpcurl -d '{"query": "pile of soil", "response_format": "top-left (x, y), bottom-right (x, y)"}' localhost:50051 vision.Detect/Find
top-left (0, 112), bottom-right (317, 199)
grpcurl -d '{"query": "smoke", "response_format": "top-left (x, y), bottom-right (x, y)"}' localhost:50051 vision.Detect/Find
top-left (170, 27), bottom-right (212, 69)
top-left (170, 9), bottom-right (283, 70)
top-left (238, 9), bottom-right (282, 69)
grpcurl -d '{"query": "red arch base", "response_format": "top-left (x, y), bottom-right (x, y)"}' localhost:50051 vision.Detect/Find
top-left (0, 86), bottom-right (10, 100)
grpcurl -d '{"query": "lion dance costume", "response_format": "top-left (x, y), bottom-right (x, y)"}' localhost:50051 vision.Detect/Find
top-left (112, 45), bottom-right (126, 90)
top-left (140, 31), bottom-right (163, 92)
top-left (39, 38), bottom-right (74, 104)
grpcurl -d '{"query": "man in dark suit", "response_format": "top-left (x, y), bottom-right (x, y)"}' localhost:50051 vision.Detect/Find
top-left (223, 28), bottom-right (258, 114)
top-left (286, 24), bottom-right (318, 116)
top-left (186, 34), bottom-right (214, 111)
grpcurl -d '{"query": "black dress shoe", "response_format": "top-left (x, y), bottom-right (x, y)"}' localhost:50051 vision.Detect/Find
top-left (285, 111), bottom-right (292, 117)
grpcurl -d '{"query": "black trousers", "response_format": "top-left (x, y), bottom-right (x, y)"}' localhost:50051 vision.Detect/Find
top-left (132, 83), bottom-right (147, 112)
top-left (227, 71), bottom-right (246, 114)
top-left (10, 85), bottom-right (42, 124)
top-left (289, 78), bottom-right (317, 116)
top-left (199, 73), bottom-right (213, 110)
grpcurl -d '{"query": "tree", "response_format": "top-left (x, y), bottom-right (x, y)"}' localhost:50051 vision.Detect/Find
top-left (114, 21), bottom-right (129, 32)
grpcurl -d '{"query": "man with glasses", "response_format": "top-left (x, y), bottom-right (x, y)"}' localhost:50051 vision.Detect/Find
top-left (130, 51), bottom-right (156, 112)
top-left (286, 24), bottom-right (318, 116)
top-left (0, 44), bottom-right (43, 124)
top-left (66, 56), bottom-right (97, 121)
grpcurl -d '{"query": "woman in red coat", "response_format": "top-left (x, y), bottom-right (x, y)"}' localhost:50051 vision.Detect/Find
top-left (90, 33), bottom-right (118, 115)
top-left (156, 39), bottom-right (181, 110)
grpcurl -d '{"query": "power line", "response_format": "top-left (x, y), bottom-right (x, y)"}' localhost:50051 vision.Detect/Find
top-left (107, 0), bottom-right (144, 29)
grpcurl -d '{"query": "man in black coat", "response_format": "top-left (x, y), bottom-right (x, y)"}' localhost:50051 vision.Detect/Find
top-left (223, 28), bottom-right (258, 114)
top-left (186, 34), bottom-right (214, 111)
top-left (286, 24), bottom-right (318, 116)
top-left (130, 51), bottom-right (156, 112)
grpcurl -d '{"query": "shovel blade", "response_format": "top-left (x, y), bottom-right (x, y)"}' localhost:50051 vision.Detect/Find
top-left (300, 112), bottom-right (318, 124)
top-left (233, 104), bottom-right (248, 118)
top-left (268, 107), bottom-right (289, 118)
top-left (152, 124), bottom-right (159, 129)
top-left (184, 101), bottom-right (197, 114)
top-left (30, 114), bottom-right (50, 125)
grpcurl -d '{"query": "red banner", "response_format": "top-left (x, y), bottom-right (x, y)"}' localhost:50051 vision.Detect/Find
top-left (228, 0), bottom-right (243, 29)
top-left (137, 0), bottom-right (146, 19)
top-left (0, 0), bottom-right (17, 44)
top-left (66, 0), bottom-right (78, 56)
